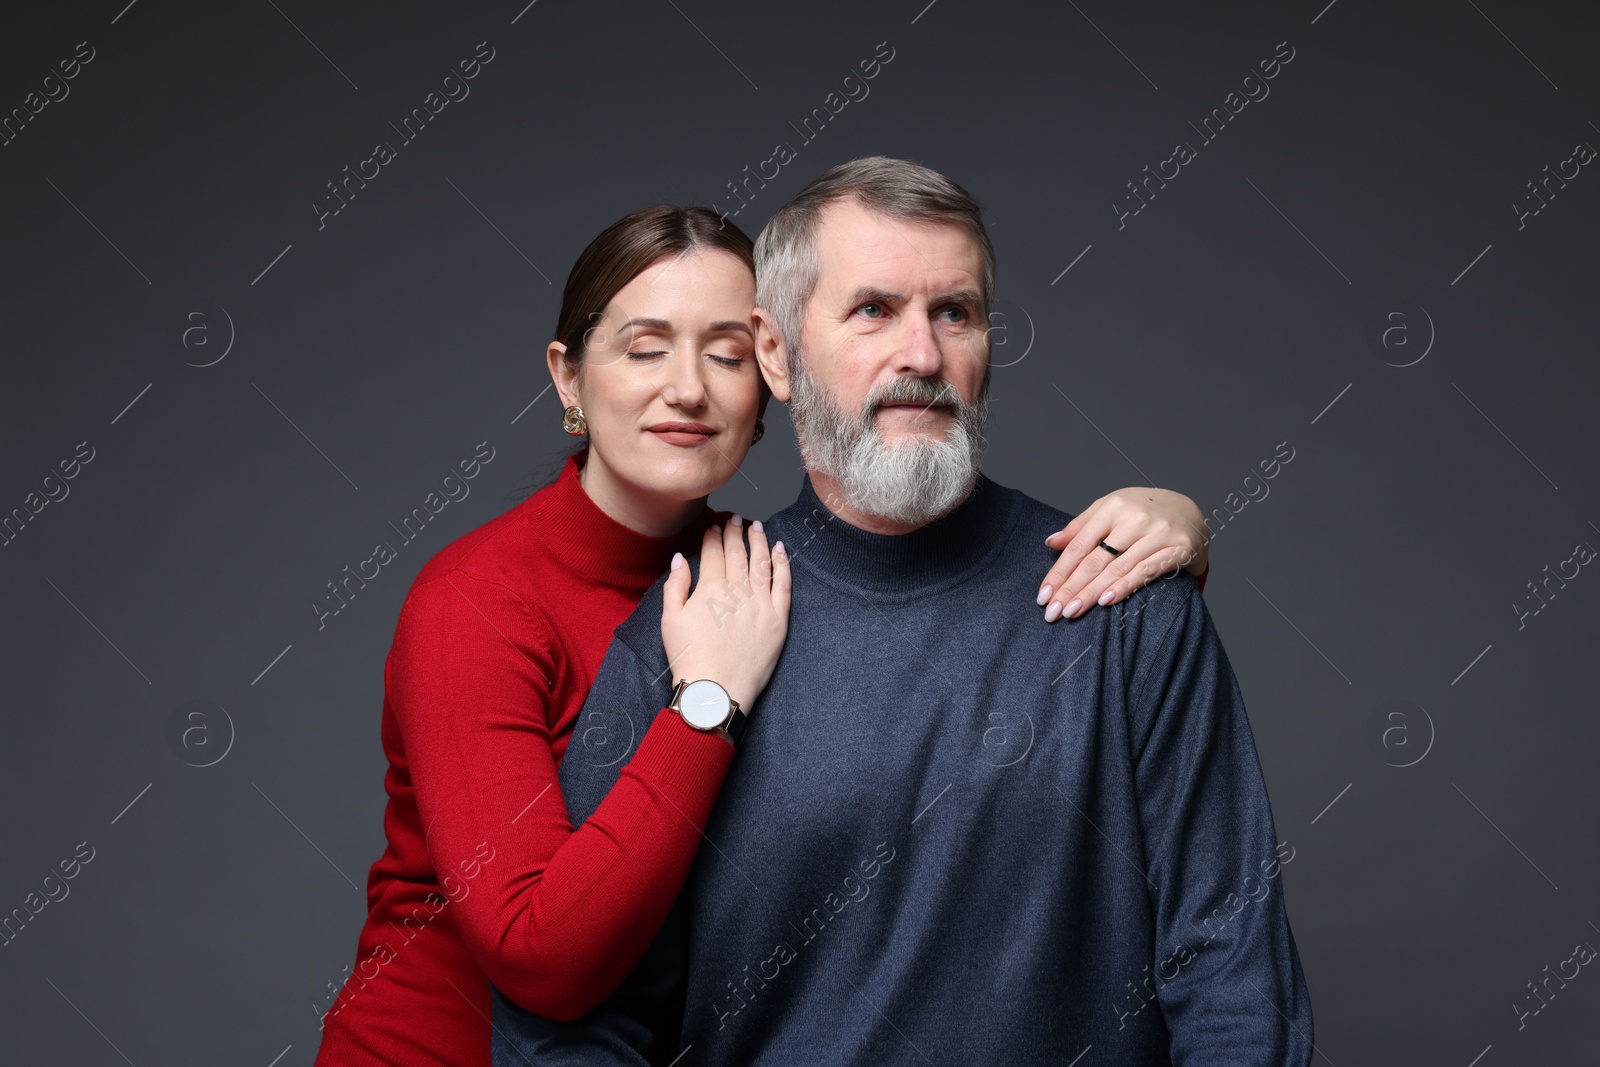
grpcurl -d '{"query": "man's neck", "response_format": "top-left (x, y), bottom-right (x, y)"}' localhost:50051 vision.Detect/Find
top-left (804, 468), bottom-right (935, 535)
top-left (774, 467), bottom-right (1007, 598)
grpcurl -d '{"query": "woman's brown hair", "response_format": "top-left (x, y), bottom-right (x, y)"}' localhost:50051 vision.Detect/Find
top-left (554, 205), bottom-right (756, 369)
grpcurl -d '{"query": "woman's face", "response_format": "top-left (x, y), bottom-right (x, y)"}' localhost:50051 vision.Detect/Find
top-left (551, 248), bottom-right (761, 516)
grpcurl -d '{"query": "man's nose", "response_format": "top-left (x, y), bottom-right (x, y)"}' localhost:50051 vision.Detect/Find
top-left (895, 316), bottom-right (943, 377)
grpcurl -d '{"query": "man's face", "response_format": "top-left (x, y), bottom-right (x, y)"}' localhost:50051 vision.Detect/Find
top-left (773, 197), bottom-right (992, 528)
top-left (799, 198), bottom-right (990, 438)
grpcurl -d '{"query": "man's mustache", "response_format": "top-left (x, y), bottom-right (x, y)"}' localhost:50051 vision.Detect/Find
top-left (862, 376), bottom-right (965, 416)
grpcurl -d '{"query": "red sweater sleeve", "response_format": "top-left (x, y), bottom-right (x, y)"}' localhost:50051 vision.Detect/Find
top-left (390, 571), bottom-right (735, 1022)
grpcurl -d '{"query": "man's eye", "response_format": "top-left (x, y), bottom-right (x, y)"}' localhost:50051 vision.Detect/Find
top-left (938, 306), bottom-right (967, 323)
top-left (857, 303), bottom-right (883, 319)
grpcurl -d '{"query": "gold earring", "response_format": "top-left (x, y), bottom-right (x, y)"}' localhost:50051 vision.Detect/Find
top-left (751, 418), bottom-right (765, 445)
top-left (562, 405), bottom-right (587, 435)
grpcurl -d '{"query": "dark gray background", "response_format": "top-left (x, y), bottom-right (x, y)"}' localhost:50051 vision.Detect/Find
top-left (2, 0), bottom-right (1597, 1063)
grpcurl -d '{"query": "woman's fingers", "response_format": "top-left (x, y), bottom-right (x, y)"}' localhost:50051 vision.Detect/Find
top-left (1062, 534), bottom-right (1167, 616)
top-left (1043, 509), bottom-right (1086, 551)
top-left (722, 515), bottom-right (749, 593)
top-left (1040, 488), bottom-right (1215, 620)
top-left (746, 519), bottom-right (773, 600)
top-left (699, 522), bottom-right (726, 585)
top-left (1038, 519), bottom-right (1126, 617)
top-left (1042, 547), bottom-right (1115, 620)
top-left (770, 540), bottom-right (791, 617)
top-left (661, 514), bottom-right (791, 712)
top-left (674, 515), bottom-right (788, 631)
top-left (662, 551), bottom-right (690, 615)
top-left (1036, 534), bottom-right (1081, 606)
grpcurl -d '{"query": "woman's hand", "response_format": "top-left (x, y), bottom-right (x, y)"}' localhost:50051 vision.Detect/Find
top-left (662, 516), bottom-right (792, 710)
top-left (1036, 488), bottom-right (1208, 622)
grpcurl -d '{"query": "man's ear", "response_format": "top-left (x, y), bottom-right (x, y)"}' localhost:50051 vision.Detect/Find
top-left (751, 307), bottom-right (791, 403)
top-left (547, 341), bottom-right (581, 409)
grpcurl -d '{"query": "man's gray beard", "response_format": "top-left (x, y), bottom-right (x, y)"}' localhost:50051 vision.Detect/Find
top-left (787, 352), bottom-right (989, 527)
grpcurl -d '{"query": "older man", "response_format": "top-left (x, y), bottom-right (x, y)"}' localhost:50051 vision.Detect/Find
top-left (491, 157), bottom-right (1313, 1065)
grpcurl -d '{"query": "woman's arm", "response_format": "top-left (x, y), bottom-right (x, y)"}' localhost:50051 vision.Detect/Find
top-left (1035, 487), bottom-right (1209, 622)
top-left (391, 573), bottom-right (728, 1024)
top-left (391, 522), bottom-right (788, 1025)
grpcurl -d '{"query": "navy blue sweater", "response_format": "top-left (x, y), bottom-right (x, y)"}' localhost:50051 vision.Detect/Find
top-left (491, 472), bottom-right (1313, 1066)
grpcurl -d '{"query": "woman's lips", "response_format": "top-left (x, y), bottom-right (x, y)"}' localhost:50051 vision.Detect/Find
top-left (647, 422), bottom-right (716, 447)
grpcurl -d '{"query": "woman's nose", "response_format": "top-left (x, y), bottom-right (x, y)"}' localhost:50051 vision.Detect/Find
top-left (661, 351), bottom-right (707, 408)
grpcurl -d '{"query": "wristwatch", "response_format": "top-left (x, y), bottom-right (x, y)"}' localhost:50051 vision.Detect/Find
top-left (667, 678), bottom-right (749, 748)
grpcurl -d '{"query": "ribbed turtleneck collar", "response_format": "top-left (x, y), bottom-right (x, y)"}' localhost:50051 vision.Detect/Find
top-left (521, 449), bottom-right (715, 592)
top-left (767, 471), bottom-right (1019, 599)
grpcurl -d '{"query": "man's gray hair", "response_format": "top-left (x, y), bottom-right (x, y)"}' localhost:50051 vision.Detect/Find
top-left (754, 156), bottom-right (997, 360)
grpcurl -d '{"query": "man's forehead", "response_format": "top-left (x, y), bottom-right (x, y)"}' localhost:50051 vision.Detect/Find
top-left (812, 198), bottom-right (981, 291)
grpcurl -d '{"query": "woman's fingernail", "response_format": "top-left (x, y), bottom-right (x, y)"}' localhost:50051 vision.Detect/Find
top-left (773, 541), bottom-right (786, 556)
top-left (730, 514), bottom-right (743, 526)
top-left (1098, 588), bottom-right (1116, 606)
top-left (1036, 584), bottom-right (1053, 607)
top-left (751, 519), bottom-right (763, 533)
top-left (1044, 601), bottom-right (1063, 623)
top-left (710, 524), bottom-right (721, 534)
top-left (1065, 598), bottom-right (1083, 618)
top-left (670, 552), bottom-right (684, 570)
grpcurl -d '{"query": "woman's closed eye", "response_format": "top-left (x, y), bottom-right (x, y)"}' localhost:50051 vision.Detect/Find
top-left (627, 348), bottom-right (747, 367)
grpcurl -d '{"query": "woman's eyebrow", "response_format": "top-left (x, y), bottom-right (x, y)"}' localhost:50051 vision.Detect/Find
top-left (705, 320), bottom-right (753, 337)
top-left (617, 316), bottom-right (674, 336)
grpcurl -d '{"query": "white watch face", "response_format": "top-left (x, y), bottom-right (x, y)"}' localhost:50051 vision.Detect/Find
top-left (679, 679), bottom-right (731, 731)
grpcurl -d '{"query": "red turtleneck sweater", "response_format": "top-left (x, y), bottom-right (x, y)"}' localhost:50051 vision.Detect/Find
top-left (313, 449), bottom-right (734, 1067)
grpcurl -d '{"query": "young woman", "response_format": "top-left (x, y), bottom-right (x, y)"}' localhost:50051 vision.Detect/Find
top-left (312, 205), bottom-right (1210, 1067)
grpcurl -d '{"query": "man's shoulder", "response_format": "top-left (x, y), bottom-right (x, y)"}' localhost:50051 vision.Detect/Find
top-left (609, 567), bottom-right (678, 677)
top-left (994, 479), bottom-right (1075, 545)
top-left (995, 477), bottom-right (1202, 639)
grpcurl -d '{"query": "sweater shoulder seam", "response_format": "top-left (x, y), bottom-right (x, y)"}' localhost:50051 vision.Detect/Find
top-left (609, 613), bottom-right (666, 679)
top-left (1126, 578), bottom-right (1195, 730)
top-left (407, 568), bottom-right (559, 690)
